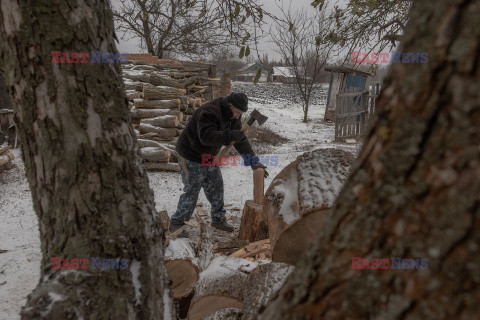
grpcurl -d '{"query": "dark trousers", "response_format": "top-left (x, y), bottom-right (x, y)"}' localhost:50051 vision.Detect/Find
top-left (171, 157), bottom-right (227, 224)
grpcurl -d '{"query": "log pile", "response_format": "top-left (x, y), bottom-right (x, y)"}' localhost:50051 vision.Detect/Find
top-left (122, 59), bottom-right (225, 172)
top-left (162, 148), bottom-right (355, 318)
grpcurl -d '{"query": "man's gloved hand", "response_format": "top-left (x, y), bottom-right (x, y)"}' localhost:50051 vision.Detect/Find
top-left (252, 162), bottom-right (269, 178)
top-left (231, 130), bottom-right (247, 142)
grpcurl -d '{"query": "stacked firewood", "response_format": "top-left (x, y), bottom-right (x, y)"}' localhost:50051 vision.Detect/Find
top-left (122, 60), bottom-right (223, 171)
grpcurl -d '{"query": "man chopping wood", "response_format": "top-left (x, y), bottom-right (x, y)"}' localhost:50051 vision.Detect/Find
top-left (170, 92), bottom-right (268, 235)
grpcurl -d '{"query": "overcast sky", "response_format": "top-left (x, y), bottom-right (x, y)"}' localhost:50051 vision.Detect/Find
top-left (112, 0), bottom-right (318, 60)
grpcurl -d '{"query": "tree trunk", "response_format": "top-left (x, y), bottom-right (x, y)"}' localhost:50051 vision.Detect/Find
top-left (0, 1), bottom-right (173, 319)
top-left (260, 1), bottom-right (480, 319)
top-left (302, 101), bottom-right (309, 123)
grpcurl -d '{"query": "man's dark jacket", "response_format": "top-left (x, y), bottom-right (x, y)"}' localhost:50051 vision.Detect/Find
top-left (176, 97), bottom-right (255, 164)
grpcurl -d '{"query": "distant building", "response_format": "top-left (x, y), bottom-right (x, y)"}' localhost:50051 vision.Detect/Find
top-left (235, 62), bottom-right (271, 82)
top-left (271, 67), bottom-right (297, 84)
top-left (324, 64), bottom-right (374, 121)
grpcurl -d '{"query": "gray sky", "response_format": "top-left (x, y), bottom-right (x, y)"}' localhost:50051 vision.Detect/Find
top-left (113, 0), bottom-right (316, 60)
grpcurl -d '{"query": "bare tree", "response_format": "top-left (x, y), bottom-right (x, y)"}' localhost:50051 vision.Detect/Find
top-left (260, 0), bottom-right (480, 318)
top-left (271, 9), bottom-right (332, 123)
top-left (0, 1), bottom-right (173, 318)
top-left (320, 0), bottom-right (412, 65)
top-left (113, 0), bottom-right (230, 58)
top-left (112, 0), bottom-right (272, 60)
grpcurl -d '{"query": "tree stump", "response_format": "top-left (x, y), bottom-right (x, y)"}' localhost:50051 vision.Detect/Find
top-left (238, 201), bottom-right (268, 242)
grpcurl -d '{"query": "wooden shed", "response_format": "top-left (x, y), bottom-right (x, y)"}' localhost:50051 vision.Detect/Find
top-left (324, 64), bottom-right (373, 121)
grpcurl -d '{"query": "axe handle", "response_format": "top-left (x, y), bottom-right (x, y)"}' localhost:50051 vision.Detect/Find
top-left (218, 121), bottom-right (249, 160)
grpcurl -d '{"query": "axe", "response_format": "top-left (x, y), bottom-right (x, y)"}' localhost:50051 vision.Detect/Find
top-left (217, 109), bottom-right (268, 160)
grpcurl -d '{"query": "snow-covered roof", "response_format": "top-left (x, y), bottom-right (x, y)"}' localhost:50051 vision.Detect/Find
top-left (272, 67), bottom-right (295, 78)
top-left (239, 62), bottom-right (270, 72)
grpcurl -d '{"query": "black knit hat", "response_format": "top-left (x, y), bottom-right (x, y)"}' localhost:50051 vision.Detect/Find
top-left (227, 92), bottom-right (248, 112)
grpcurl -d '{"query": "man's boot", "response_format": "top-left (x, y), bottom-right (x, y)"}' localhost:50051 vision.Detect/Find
top-left (169, 222), bottom-right (189, 238)
top-left (211, 221), bottom-right (234, 233)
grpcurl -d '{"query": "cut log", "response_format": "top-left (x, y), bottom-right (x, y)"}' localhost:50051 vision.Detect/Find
top-left (126, 92), bottom-right (141, 102)
top-left (238, 200), bottom-right (268, 243)
top-left (204, 308), bottom-right (243, 320)
top-left (0, 150), bottom-right (14, 168)
top-left (164, 238), bottom-right (199, 298)
top-left (149, 72), bottom-right (184, 88)
top-left (159, 210), bottom-right (170, 232)
top-left (142, 85), bottom-right (186, 100)
top-left (194, 206), bottom-right (215, 271)
top-left (253, 168), bottom-right (265, 204)
top-left (0, 145), bottom-right (12, 155)
top-left (188, 256), bottom-right (258, 320)
top-left (214, 239), bottom-right (249, 256)
top-left (184, 106), bottom-right (196, 115)
top-left (140, 115), bottom-right (179, 128)
top-left (137, 139), bottom-right (166, 149)
top-left (230, 240), bottom-right (270, 259)
top-left (137, 133), bottom-right (177, 142)
top-left (241, 262), bottom-right (294, 320)
top-left (263, 148), bottom-right (355, 265)
top-left (131, 108), bottom-right (182, 120)
top-left (138, 123), bottom-right (177, 140)
top-left (140, 147), bottom-right (171, 162)
top-left (133, 98), bottom-right (181, 110)
top-left (145, 162), bottom-right (180, 172)
top-left (123, 72), bottom-right (150, 83)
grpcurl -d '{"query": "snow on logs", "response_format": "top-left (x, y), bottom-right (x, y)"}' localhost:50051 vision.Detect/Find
top-left (241, 262), bottom-right (294, 320)
top-left (263, 148), bottom-right (355, 265)
top-left (187, 256), bottom-right (258, 320)
top-left (122, 61), bottom-right (214, 172)
top-left (164, 238), bottom-right (200, 299)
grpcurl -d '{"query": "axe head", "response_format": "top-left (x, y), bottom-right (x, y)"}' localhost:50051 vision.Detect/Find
top-left (247, 109), bottom-right (268, 126)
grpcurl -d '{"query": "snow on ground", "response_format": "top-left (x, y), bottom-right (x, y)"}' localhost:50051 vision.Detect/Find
top-left (0, 81), bottom-right (360, 319)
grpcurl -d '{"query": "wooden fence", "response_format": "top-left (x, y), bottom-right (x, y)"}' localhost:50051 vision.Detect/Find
top-left (334, 83), bottom-right (380, 141)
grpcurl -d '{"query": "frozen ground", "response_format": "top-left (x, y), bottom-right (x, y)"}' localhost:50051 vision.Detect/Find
top-left (0, 81), bottom-right (360, 319)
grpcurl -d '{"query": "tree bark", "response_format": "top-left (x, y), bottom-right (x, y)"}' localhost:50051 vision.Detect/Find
top-left (260, 0), bottom-right (480, 319)
top-left (0, 1), bottom-right (173, 319)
